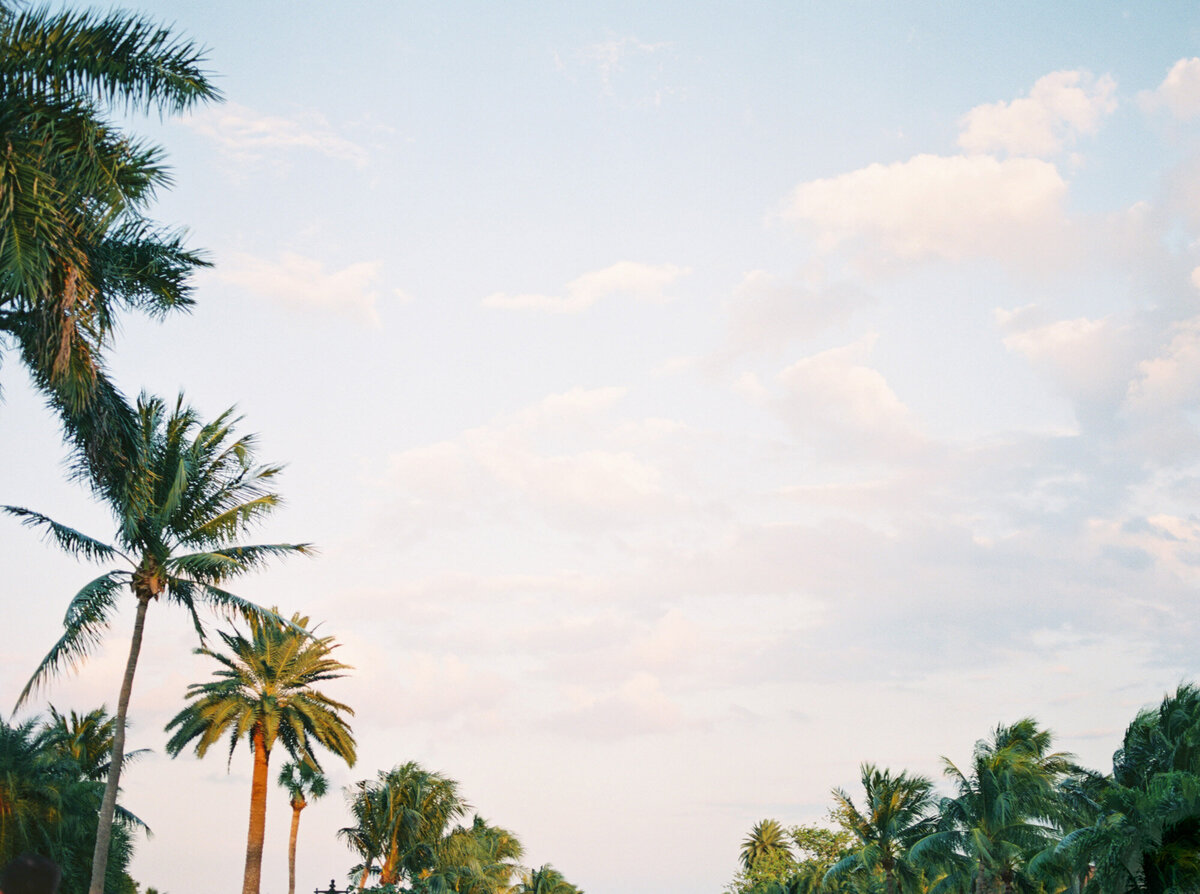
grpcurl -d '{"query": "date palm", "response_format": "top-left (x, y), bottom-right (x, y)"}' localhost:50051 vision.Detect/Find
top-left (4, 393), bottom-right (310, 894)
top-left (826, 764), bottom-right (936, 894)
top-left (742, 819), bottom-right (793, 872)
top-left (165, 611), bottom-right (356, 894)
top-left (279, 759), bottom-right (329, 894)
top-left (0, 3), bottom-right (217, 479)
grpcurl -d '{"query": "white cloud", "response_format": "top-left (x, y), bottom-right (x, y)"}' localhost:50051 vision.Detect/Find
top-left (552, 672), bottom-right (691, 739)
top-left (483, 261), bottom-right (690, 312)
top-left (1127, 316), bottom-right (1200, 412)
top-left (784, 154), bottom-right (1068, 263)
top-left (214, 251), bottom-right (385, 323)
top-left (723, 270), bottom-right (874, 354)
top-left (182, 101), bottom-right (368, 167)
top-left (769, 335), bottom-right (926, 461)
top-left (958, 70), bottom-right (1117, 157)
top-left (1144, 58), bottom-right (1200, 119)
top-left (385, 387), bottom-right (685, 532)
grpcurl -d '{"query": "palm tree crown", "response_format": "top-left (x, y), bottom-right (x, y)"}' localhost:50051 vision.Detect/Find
top-left (165, 610), bottom-right (356, 894)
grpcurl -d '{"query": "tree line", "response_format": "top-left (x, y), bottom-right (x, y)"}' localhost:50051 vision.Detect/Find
top-left (0, 4), bottom-right (583, 893)
top-left (729, 687), bottom-right (1200, 894)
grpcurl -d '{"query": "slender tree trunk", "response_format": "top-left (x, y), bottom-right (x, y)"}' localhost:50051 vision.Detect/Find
top-left (88, 592), bottom-right (151, 894)
top-left (884, 863), bottom-right (897, 894)
top-left (242, 725), bottom-right (271, 894)
top-left (287, 797), bottom-right (306, 894)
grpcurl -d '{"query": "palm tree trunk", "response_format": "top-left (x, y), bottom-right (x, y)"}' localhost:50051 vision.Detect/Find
top-left (242, 725), bottom-right (271, 894)
top-left (287, 799), bottom-right (305, 894)
top-left (88, 591), bottom-right (150, 894)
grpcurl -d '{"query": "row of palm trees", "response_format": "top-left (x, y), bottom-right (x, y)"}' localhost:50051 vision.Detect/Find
top-left (732, 686), bottom-right (1200, 894)
top-left (0, 4), bottom-right (586, 892)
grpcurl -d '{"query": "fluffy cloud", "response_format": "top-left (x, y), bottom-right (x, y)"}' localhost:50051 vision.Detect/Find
top-left (784, 154), bottom-right (1068, 263)
top-left (767, 335), bottom-right (926, 462)
top-left (182, 101), bottom-right (368, 166)
top-left (483, 261), bottom-right (689, 312)
top-left (213, 251), bottom-right (386, 323)
top-left (1144, 58), bottom-right (1200, 119)
top-left (958, 70), bottom-right (1117, 157)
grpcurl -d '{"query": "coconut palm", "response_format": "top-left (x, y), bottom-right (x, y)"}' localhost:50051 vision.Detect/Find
top-left (4, 393), bottom-right (311, 894)
top-left (339, 762), bottom-right (468, 889)
top-left (0, 3), bottom-right (216, 475)
top-left (826, 764), bottom-right (936, 894)
top-left (913, 719), bottom-right (1076, 894)
top-left (1055, 684), bottom-right (1200, 893)
top-left (279, 759), bottom-right (329, 894)
top-left (165, 610), bottom-right (356, 894)
top-left (38, 706), bottom-right (150, 784)
top-left (515, 865), bottom-right (581, 894)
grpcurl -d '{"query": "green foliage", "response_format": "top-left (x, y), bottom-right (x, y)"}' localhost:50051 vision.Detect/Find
top-left (0, 711), bottom-right (142, 894)
top-left (0, 1), bottom-right (218, 486)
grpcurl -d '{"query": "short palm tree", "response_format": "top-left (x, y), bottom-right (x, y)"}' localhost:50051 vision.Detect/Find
top-left (827, 764), bottom-right (936, 894)
top-left (165, 610), bottom-right (356, 894)
top-left (742, 818), bottom-right (793, 872)
top-left (0, 4), bottom-right (218, 485)
top-left (4, 393), bottom-right (311, 894)
top-left (516, 864), bottom-right (582, 894)
top-left (279, 759), bottom-right (329, 894)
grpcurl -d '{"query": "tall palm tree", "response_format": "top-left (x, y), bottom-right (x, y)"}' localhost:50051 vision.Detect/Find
top-left (279, 759), bottom-right (329, 894)
top-left (913, 719), bottom-right (1075, 894)
top-left (827, 764), bottom-right (936, 894)
top-left (165, 610), bottom-right (356, 894)
top-left (0, 3), bottom-right (217, 477)
top-left (4, 394), bottom-right (311, 894)
top-left (742, 818), bottom-right (794, 872)
top-left (339, 762), bottom-right (468, 890)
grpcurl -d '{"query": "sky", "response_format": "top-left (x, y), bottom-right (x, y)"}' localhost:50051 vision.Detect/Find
top-left (5, 2), bottom-right (1200, 893)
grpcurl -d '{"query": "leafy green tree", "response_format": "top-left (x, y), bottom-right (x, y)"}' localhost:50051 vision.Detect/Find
top-left (429, 815), bottom-right (524, 894)
top-left (340, 762), bottom-right (468, 889)
top-left (165, 610), bottom-right (356, 894)
top-left (279, 760), bottom-right (329, 894)
top-left (38, 705), bottom-right (150, 784)
top-left (1056, 683), bottom-right (1200, 894)
top-left (0, 3), bottom-right (217, 484)
top-left (4, 394), bottom-right (311, 894)
top-left (827, 765), bottom-right (936, 894)
top-left (913, 719), bottom-right (1075, 894)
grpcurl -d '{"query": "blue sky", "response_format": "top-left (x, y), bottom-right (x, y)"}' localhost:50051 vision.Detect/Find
top-left (6, 4), bottom-right (1200, 893)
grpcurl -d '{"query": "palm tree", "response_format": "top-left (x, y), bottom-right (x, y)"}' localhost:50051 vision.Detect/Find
top-left (0, 3), bottom-right (217, 476)
top-left (38, 705), bottom-right (150, 783)
top-left (0, 712), bottom-right (140, 894)
top-left (827, 764), bottom-right (936, 894)
top-left (1056, 684), bottom-right (1200, 893)
top-left (742, 819), bottom-right (794, 872)
top-left (912, 719), bottom-right (1075, 894)
top-left (339, 762), bottom-right (468, 889)
top-left (279, 760), bottom-right (329, 894)
top-left (165, 610), bottom-right (356, 894)
top-left (4, 394), bottom-right (311, 894)
top-left (515, 865), bottom-right (582, 894)
top-left (433, 815), bottom-right (525, 894)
